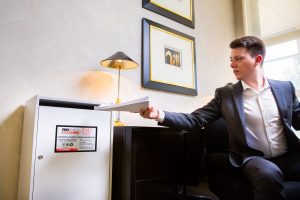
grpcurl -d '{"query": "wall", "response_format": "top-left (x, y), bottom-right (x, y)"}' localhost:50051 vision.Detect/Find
top-left (0, 0), bottom-right (236, 199)
top-left (233, 0), bottom-right (245, 37)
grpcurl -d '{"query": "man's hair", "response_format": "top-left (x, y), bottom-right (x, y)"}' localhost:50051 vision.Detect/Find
top-left (230, 36), bottom-right (266, 59)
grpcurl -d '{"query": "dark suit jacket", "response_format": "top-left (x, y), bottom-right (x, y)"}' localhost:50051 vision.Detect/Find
top-left (161, 79), bottom-right (300, 167)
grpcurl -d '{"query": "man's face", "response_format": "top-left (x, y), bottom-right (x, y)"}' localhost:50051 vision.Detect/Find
top-left (230, 48), bottom-right (257, 81)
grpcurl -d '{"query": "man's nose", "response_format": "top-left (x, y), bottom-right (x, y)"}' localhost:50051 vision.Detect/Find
top-left (230, 61), bottom-right (236, 68)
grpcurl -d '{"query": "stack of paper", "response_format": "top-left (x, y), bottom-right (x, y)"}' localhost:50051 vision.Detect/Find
top-left (94, 97), bottom-right (149, 113)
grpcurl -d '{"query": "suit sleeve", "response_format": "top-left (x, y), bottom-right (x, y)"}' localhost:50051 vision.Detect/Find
top-left (159, 88), bottom-right (222, 131)
top-left (290, 81), bottom-right (300, 130)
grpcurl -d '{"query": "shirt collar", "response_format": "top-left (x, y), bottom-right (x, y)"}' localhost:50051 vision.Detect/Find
top-left (241, 78), bottom-right (270, 92)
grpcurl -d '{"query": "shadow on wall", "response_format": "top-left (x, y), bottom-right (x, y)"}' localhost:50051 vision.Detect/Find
top-left (0, 106), bottom-right (24, 200)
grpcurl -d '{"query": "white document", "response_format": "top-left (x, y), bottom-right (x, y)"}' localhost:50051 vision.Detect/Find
top-left (94, 97), bottom-right (149, 113)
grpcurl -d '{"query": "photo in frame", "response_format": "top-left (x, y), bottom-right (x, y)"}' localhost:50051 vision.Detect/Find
top-left (142, 18), bottom-right (197, 96)
top-left (142, 0), bottom-right (195, 29)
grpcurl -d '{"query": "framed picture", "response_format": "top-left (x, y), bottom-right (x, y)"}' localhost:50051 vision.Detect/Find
top-left (142, 0), bottom-right (195, 29)
top-left (142, 18), bottom-right (197, 96)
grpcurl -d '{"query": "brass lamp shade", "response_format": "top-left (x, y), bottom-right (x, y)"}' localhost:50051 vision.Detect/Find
top-left (100, 51), bottom-right (138, 70)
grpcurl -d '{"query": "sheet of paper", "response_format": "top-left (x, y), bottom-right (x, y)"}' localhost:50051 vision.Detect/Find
top-left (94, 97), bottom-right (149, 113)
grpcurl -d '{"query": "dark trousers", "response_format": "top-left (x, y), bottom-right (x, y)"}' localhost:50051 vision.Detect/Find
top-left (242, 152), bottom-right (300, 200)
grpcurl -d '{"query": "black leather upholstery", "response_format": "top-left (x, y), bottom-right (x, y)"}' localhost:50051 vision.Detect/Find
top-left (204, 118), bottom-right (300, 200)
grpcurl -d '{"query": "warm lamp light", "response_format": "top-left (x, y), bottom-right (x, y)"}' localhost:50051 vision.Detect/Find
top-left (100, 51), bottom-right (138, 126)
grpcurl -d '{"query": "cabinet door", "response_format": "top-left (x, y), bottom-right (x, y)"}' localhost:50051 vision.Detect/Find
top-left (33, 106), bottom-right (112, 200)
top-left (134, 128), bottom-right (184, 200)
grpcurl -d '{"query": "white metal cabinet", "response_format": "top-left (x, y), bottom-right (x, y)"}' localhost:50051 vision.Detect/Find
top-left (18, 96), bottom-right (113, 200)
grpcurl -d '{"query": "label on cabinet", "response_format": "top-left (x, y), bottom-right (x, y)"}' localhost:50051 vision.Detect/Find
top-left (55, 125), bottom-right (97, 152)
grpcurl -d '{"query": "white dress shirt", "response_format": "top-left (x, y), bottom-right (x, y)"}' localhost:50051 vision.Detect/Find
top-left (242, 80), bottom-right (287, 158)
top-left (157, 109), bottom-right (165, 123)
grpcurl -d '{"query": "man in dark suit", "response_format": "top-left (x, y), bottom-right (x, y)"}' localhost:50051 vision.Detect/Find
top-left (140, 36), bottom-right (300, 200)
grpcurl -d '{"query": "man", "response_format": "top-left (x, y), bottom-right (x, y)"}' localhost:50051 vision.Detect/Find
top-left (140, 36), bottom-right (300, 200)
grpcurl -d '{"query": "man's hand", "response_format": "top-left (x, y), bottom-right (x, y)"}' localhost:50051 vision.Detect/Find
top-left (139, 106), bottom-right (159, 119)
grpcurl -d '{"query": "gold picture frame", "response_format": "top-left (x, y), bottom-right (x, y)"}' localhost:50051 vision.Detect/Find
top-left (142, 0), bottom-right (195, 28)
top-left (142, 18), bottom-right (197, 96)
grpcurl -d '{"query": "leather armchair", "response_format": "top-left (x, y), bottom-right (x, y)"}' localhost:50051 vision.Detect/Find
top-left (204, 118), bottom-right (300, 200)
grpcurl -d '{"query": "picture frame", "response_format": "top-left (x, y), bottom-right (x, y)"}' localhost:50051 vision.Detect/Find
top-left (142, 0), bottom-right (195, 29)
top-left (142, 18), bottom-right (197, 96)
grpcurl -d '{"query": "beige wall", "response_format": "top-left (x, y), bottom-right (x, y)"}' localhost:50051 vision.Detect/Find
top-left (0, 0), bottom-right (236, 199)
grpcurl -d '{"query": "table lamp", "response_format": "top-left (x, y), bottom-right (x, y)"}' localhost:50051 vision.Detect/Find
top-left (100, 51), bottom-right (138, 126)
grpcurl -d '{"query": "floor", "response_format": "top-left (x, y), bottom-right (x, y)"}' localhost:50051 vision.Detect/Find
top-left (185, 176), bottom-right (219, 200)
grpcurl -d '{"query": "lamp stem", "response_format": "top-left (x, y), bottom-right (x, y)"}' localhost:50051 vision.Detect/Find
top-left (117, 67), bottom-right (121, 103)
top-left (114, 67), bottom-right (124, 126)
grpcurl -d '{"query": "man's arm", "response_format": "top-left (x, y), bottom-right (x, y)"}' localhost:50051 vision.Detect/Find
top-left (140, 89), bottom-right (223, 130)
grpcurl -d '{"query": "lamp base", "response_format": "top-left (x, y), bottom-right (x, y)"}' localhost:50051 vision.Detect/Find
top-left (114, 120), bottom-right (124, 126)
top-left (114, 98), bottom-right (124, 126)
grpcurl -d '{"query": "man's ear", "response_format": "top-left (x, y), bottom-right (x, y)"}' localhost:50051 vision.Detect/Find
top-left (255, 55), bottom-right (263, 65)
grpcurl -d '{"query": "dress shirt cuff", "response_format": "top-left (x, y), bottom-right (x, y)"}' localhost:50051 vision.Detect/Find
top-left (156, 109), bottom-right (165, 123)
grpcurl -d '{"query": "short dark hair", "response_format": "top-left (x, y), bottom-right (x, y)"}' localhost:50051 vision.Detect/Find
top-left (230, 36), bottom-right (266, 58)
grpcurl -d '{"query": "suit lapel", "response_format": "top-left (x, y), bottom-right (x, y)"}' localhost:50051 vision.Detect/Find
top-left (268, 79), bottom-right (288, 120)
top-left (231, 81), bottom-right (246, 129)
